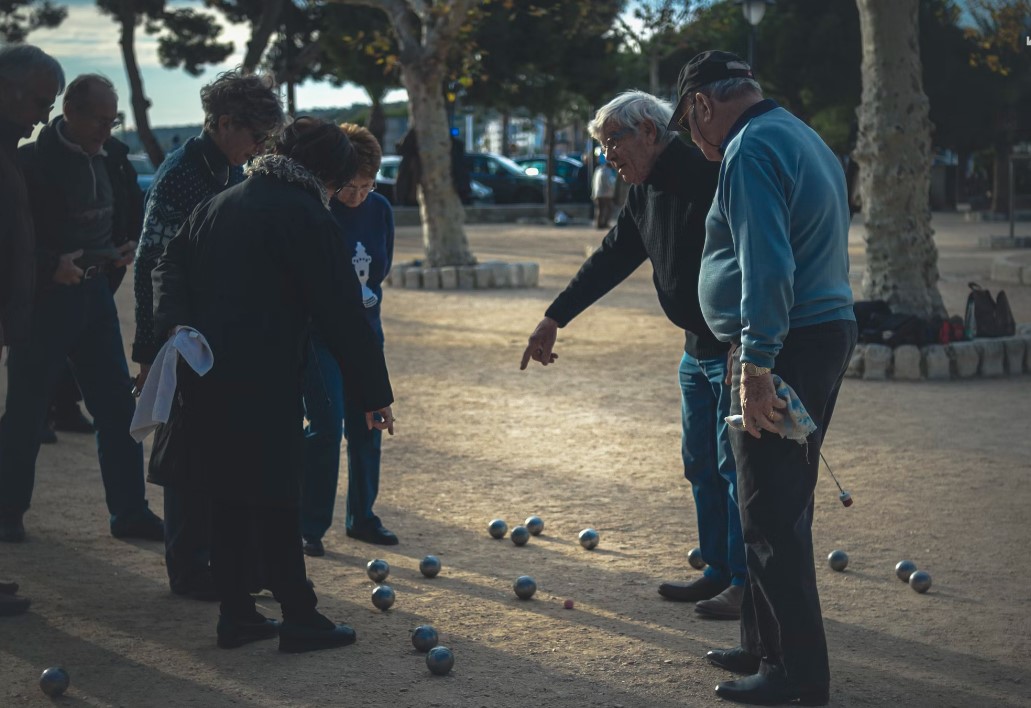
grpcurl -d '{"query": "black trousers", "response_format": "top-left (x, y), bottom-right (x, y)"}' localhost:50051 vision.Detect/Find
top-left (209, 497), bottom-right (317, 621)
top-left (163, 486), bottom-right (211, 590)
top-left (729, 319), bottom-right (857, 689)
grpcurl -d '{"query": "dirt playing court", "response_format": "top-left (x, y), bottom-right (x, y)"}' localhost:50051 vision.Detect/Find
top-left (1, 214), bottom-right (1029, 707)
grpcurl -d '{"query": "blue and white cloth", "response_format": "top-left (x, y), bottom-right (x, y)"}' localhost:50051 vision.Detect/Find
top-left (726, 375), bottom-right (817, 443)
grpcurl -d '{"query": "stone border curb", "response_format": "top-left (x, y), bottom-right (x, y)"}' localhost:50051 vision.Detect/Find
top-left (845, 329), bottom-right (1031, 381)
top-left (385, 260), bottom-right (540, 290)
top-left (990, 253), bottom-right (1031, 286)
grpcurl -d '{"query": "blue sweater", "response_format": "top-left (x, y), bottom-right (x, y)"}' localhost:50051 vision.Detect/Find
top-left (698, 101), bottom-right (854, 369)
top-left (329, 191), bottom-right (394, 340)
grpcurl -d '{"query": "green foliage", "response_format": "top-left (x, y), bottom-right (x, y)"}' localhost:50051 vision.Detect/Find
top-left (0, 0), bottom-right (66, 42)
top-left (316, 4), bottom-right (401, 96)
top-left (157, 8), bottom-right (234, 76)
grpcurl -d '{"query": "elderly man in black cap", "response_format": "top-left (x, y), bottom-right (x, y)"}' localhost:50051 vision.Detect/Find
top-left (669, 50), bottom-right (856, 706)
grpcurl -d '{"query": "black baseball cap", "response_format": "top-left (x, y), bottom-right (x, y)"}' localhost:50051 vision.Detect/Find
top-left (667, 50), bottom-right (754, 131)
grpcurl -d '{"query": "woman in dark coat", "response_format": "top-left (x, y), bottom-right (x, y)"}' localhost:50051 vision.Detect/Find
top-left (152, 118), bottom-right (394, 653)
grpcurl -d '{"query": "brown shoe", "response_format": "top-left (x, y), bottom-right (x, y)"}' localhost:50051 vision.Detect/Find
top-left (657, 575), bottom-right (727, 602)
top-left (694, 584), bottom-right (743, 620)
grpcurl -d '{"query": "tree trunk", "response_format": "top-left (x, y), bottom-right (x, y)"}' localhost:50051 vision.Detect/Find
top-left (118, 10), bottom-right (164, 168)
top-left (286, 79), bottom-right (296, 116)
top-left (500, 111), bottom-right (510, 157)
top-left (990, 140), bottom-right (1011, 215)
top-left (648, 51), bottom-right (660, 96)
top-left (545, 115), bottom-right (556, 219)
top-left (854, 0), bottom-right (944, 318)
top-left (366, 89), bottom-right (386, 148)
top-left (243, 0), bottom-right (285, 73)
top-left (402, 63), bottom-right (474, 267)
top-left (954, 147), bottom-right (969, 206)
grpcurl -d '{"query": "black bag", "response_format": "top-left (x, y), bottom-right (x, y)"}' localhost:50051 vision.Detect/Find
top-left (862, 313), bottom-right (928, 347)
top-left (853, 300), bottom-right (892, 332)
top-left (146, 386), bottom-right (188, 488)
top-left (964, 283), bottom-right (1016, 339)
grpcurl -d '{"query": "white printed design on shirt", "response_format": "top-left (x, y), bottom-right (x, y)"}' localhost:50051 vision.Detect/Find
top-left (352, 241), bottom-right (378, 308)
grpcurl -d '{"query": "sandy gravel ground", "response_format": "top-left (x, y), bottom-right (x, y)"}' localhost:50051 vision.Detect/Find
top-left (1, 213), bottom-right (1029, 707)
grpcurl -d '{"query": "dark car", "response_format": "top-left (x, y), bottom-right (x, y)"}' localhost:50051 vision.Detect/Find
top-left (377, 155), bottom-right (493, 205)
top-left (514, 155), bottom-right (590, 203)
top-left (464, 152), bottom-right (570, 204)
top-left (127, 154), bottom-right (156, 196)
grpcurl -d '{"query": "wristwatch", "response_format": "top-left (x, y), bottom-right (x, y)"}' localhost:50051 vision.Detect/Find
top-left (742, 362), bottom-right (772, 378)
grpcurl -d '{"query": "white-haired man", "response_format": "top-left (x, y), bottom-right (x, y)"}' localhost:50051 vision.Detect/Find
top-left (521, 90), bottom-right (747, 620)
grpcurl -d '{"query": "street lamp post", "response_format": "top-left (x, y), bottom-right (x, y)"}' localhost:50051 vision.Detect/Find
top-left (736, 0), bottom-right (775, 70)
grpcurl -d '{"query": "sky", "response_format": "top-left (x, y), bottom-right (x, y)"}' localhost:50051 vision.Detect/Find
top-left (26, 0), bottom-right (408, 128)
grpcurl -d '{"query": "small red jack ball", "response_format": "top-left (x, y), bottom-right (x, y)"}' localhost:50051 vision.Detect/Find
top-left (563, 599), bottom-right (574, 610)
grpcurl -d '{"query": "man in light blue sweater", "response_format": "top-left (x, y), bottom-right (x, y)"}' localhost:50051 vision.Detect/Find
top-left (670, 51), bottom-right (856, 706)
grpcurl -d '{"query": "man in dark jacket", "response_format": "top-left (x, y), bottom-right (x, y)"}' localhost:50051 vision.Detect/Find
top-left (0, 42), bottom-right (65, 611)
top-left (521, 90), bottom-right (747, 620)
top-left (0, 73), bottom-right (163, 544)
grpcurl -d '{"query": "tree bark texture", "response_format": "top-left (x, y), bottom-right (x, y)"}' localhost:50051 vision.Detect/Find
top-left (243, 0), bottom-right (285, 73)
top-left (119, 9), bottom-right (164, 168)
top-left (544, 116), bottom-right (556, 218)
top-left (854, 0), bottom-right (944, 318)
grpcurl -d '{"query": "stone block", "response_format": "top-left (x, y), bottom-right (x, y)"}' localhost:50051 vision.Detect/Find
top-left (990, 257), bottom-right (1024, 284)
top-left (1023, 267), bottom-right (1031, 287)
top-left (403, 268), bottom-right (422, 289)
top-left (845, 344), bottom-right (865, 378)
top-left (1001, 337), bottom-right (1027, 374)
top-left (862, 344), bottom-right (891, 380)
top-left (457, 265), bottom-right (476, 290)
top-left (893, 345), bottom-right (922, 380)
top-left (421, 267), bottom-right (441, 290)
top-left (974, 339), bottom-right (1005, 377)
top-left (522, 262), bottom-right (540, 287)
top-left (439, 266), bottom-right (458, 290)
top-left (473, 264), bottom-right (495, 289)
top-left (924, 345), bottom-right (951, 380)
top-left (510, 263), bottom-right (527, 288)
top-left (1018, 323), bottom-right (1031, 337)
top-left (949, 341), bottom-right (979, 378)
top-left (490, 262), bottom-right (511, 288)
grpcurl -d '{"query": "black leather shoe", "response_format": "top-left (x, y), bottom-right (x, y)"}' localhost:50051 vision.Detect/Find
top-left (346, 525), bottom-right (399, 546)
top-left (0, 580), bottom-right (20, 595)
top-left (216, 612), bottom-right (280, 649)
top-left (0, 593), bottom-right (31, 617)
top-left (0, 514), bottom-right (25, 543)
top-left (171, 571), bottom-right (219, 601)
top-left (110, 507), bottom-right (164, 541)
top-left (715, 672), bottom-right (829, 706)
top-left (302, 538), bottom-right (325, 557)
top-left (279, 613), bottom-right (357, 653)
top-left (51, 404), bottom-right (95, 433)
top-left (707, 647), bottom-right (761, 675)
top-left (658, 575), bottom-right (727, 602)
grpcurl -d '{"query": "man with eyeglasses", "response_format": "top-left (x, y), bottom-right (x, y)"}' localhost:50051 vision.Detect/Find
top-left (131, 69), bottom-right (284, 601)
top-left (671, 50), bottom-right (855, 706)
top-left (521, 90), bottom-right (750, 620)
top-left (1, 73), bottom-right (164, 544)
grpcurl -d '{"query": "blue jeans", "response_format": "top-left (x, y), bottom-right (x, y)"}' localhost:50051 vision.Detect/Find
top-left (0, 278), bottom-right (148, 524)
top-left (679, 351), bottom-right (745, 586)
top-left (300, 335), bottom-right (383, 542)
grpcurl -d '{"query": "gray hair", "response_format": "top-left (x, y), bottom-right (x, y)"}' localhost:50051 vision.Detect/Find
top-left (0, 43), bottom-right (65, 91)
top-left (695, 77), bottom-right (763, 102)
top-left (588, 90), bottom-right (677, 145)
top-left (200, 69), bottom-right (284, 134)
top-left (63, 73), bottom-right (116, 108)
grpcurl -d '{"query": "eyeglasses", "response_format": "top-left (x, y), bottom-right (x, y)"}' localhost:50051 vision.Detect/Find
top-left (601, 126), bottom-right (634, 156)
top-left (250, 130), bottom-right (269, 145)
top-left (90, 115), bottom-right (122, 130)
top-left (339, 182), bottom-right (377, 195)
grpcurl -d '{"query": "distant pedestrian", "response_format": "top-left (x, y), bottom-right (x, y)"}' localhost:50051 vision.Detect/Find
top-left (591, 158), bottom-right (617, 229)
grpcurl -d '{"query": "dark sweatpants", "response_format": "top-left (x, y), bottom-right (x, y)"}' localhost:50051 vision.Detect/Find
top-left (729, 319), bottom-right (857, 689)
top-left (209, 497), bottom-right (317, 621)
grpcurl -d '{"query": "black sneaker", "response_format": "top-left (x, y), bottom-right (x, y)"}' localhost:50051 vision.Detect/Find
top-left (0, 513), bottom-right (25, 543)
top-left (110, 507), bottom-right (164, 541)
top-left (345, 525), bottom-right (399, 546)
top-left (302, 538), bottom-right (325, 557)
top-left (279, 612), bottom-right (356, 653)
top-left (50, 404), bottom-right (95, 434)
top-left (216, 612), bottom-right (279, 649)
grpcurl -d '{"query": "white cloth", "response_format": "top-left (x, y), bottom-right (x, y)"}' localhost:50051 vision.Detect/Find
top-left (726, 374), bottom-right (818, 443)
top-left (129, 327), bottom-right (213, 442)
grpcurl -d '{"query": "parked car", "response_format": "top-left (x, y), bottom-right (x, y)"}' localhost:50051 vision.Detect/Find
top-left (127, 154), bottom-right (156, 196)
top-left (376, 155), bottom-right (494, 205)
top-left (464, 152), bottom-right (570, 204)
top-left (515, 155), bottom-right (590, 203)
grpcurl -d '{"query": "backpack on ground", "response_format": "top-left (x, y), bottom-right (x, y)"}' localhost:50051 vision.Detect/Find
top-left (964, 283), bottom-right (1016, 339)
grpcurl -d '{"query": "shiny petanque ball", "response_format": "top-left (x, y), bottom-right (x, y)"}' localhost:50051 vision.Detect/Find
top-left (578, 528), bottom-right (599, 550)
top-left (426, 646), bottom-right (455, 676)
top-left (411, 625), bottom-right (439, 653)
top-left (371, 584), bottom-right (396, 611)
top-left (366, 558), bottom-right (390, 583)
top-left (827, 550), bottom-right (849, 572)
top-left (525, 515), bottom-right (544, 536)
top-left (419, 555), bottom-right (442, 578)
top-left (488, 519), bottom-right (508, 539)
top-left (909, 570), bottom-right (932, 594)
top-left (895, 560), bottom-right (918, 582)
top-left (513, 575), bottom-right (537, 600)
top-left (39, 666), bottom-right (70, 697)
top-left (688, 547), bottom-right (706, 570)
top-left (510, 525), bottom-right (530, 546)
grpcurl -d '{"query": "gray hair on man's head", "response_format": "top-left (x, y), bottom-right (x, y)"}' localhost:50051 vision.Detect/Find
top-left (588, 90), bottom-right (677, 145)
top-left (695, 77), bottom-right (763, 102)
top-left (0, 43), bottom-right (65, 91)
top-left (63, 73), bottom-right (116, 108)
